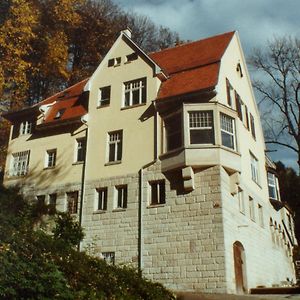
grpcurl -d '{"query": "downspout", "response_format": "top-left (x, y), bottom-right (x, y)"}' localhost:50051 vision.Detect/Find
top-left (138, 101), bottom-right (159, 272)
top-left (78, 114), bottom-right (89, 251)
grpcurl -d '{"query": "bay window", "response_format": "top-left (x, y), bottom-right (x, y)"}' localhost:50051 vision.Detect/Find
top-left (164, 112), bottom-right (182, 151)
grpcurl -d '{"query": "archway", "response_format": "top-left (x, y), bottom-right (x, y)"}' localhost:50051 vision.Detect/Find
top-left (233, 241), bottom-right (247, 294)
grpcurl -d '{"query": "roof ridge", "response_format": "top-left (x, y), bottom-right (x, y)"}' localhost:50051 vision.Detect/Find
top-left (149, 31), bottom-right (235, 56)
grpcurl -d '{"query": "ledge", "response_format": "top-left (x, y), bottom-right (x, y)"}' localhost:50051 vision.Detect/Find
top-left (112, 208), bottom-right (126, 212)
top-left (105, 161), bottom-right (121, 166)
top-left (147, 204), bottom-right (165, 209)
top-left (72, 161), bottom-right (84, 166)
top-left (93, 210), bottom-right (106, 214)
top-left (121, 103), bottom-right (146, 111)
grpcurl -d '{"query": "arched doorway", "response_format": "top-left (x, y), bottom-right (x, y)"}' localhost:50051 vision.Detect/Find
top-left (233, 241), bottom-right (247, 294)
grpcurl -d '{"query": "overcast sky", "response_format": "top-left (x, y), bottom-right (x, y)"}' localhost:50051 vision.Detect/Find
top-left (116, 0), bottom-right (300, 170)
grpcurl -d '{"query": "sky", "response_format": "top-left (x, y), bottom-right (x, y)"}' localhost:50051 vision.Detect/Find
top-left (116, 0), bottom-right (300, 171)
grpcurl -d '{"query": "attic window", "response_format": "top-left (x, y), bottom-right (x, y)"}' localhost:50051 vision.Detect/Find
top-left (108, 57), bottom-right (121, 67)
top-left (54, 108), bottom-right (66, 119)
top-left (236, 63), bottom-right (243, 77)
top-left (126, 53), bottom-right (138, 63)
top-left (58, 91), bottom-right (69, 99)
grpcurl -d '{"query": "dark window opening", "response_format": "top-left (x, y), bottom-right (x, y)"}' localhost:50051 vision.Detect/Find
top-left (164, 113), bottom-right (182, 151)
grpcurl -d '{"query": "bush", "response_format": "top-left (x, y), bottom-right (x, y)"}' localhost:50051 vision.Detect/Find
top-left (0, 186), bottom-right (175, 299)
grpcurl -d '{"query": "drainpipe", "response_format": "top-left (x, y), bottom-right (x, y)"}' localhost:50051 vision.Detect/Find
top-left (138, 102), bottom-right (159, 272)
top-left (78, 114), bottom-right (89, 251)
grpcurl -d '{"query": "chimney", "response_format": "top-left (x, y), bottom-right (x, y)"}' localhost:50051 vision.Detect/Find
top-left (122, 27), bottom-right (132, 38)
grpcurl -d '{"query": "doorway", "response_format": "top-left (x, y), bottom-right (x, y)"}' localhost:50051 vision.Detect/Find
top-left (233, 241), bottom-right (247, 293)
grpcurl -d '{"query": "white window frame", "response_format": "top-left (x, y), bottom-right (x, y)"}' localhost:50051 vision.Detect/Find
top-left (107, 131), bottom-right (122, 163)
top-left (250, 153), bottom-right (259, 184)
top-left (19, 121), bottom-right (32, 135)
top-left (96, 188), bottom-right (108, 211)
top-left (45, 149), bottom-right (57, 168)
top-left (123, 78), bottom-right (146, 107)
top-left (267, 172), bottom-right (278, 200)
top-left (10, 150), bottom-right (30, 176)
top-left (149, 180), bottom-right (166, 206)
top-left (115, 185), bottom-right (127, 209)
top-left (188, 110), bottom-right (214, 145)
top-left (98, 86), bottom-right (111, 107)
top-left (220, 113), bottom-right (236, 150)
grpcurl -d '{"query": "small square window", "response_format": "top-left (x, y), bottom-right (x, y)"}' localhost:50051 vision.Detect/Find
top-left (67, 191), bottom-right (78, 214)
top-left (108, 59), bottom-right (114, 67)
top-left (149, 181), bottom-right (165, 205)
top-left (102, 252), bottom-right (115, 265)
top-left (115, 185), bottom-right (127, 209)
top-left (96, 188), bottom-right (108, 211)
top-left (98, 86), bottom-right (111, 107)
top-left (46, 149), bottom-right (57, 168)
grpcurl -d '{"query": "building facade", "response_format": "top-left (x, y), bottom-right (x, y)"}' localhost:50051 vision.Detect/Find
top-left (3, 30), bottom-right (296, 293)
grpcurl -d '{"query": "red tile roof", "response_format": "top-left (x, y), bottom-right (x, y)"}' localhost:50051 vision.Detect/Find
top-left (40, 78), bottom-right (88, 125)
top-left (149, 31), bottom-right (235, 100)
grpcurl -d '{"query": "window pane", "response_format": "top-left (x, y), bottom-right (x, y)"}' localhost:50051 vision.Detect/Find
top-left (132, 89), bottom-right (140, 105)
top-left (165, 113), bottom-right (182, 151)
top-left (151, 183), bottom-right (158, 205)
top-left (159, 182), bottom-right (166, 204)
top-left (117, 141), bottom-right (122, 161)
top-left (221, 131), bottom-right (234, 149)
top-left (190, 129), bottom-right (214, 144)
top-left (109, 143), bottom-right (115, 162)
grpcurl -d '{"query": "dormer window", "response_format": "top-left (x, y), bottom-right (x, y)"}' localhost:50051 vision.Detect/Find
top-left (54, 108), bottom-right (66, 119)
top-left (20, 121), bottom-right (33, 135)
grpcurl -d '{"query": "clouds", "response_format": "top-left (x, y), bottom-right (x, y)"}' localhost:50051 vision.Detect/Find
top-left (116, 0), bottom-right (300, 54)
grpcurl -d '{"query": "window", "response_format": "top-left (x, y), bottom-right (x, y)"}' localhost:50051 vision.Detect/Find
top-left (258, 204), bottom-right (264, 227)
top-left (245, 105), bottom-right (250, 130)
top-left (54, 108), bottom-right (66, 119)
top-left (235, 92), bottom-right (243, 121)
top-left (10, 150), bottom-right (30, 176)
top-left (237, 188), bottom-right (245, 214)
top-left (250, 113), bottom-right (256, 139)
top-left (249, 196), bottom-right (255, 221)
top-left (96, 188), bottom-right (108, 211)
top-left (250, 153), bottom-right (259, 184)
top-left (37, 195), bottom-right (46, 205)
top-left (67, 191), bottom-right (78, 214)
top-left (49, 193), bottom-right (57, 211)
top-left (108, 57), bottom-right (121, 67)
top-left (102, 252), bottom-right (115, 265)
top-left (126, 52), bottom-right (138, 62)
top-left (46, 149), bottom-right (57, 168)
top-left (220, 113), bottom-right (235, 150)
top-left (268, 172), bottom-right (278, 199)
top-left (76, 138), bottom-right (86, 162)
top-left (164, 112), bottom-right (182, 151)
top-left (98, 86), bottom-right (111, 107)
top-left (20, 121), bottom-right (33, 135)
top-left (115, 185), bottom-right (127, 209)
top-left (123, 78), bottom-right (146, 107)
top-left (108, 131), bottom-right (122, 163)
top-left (226, 78), bottom-right (234, 107)
top-left (189, 111), bottom-right (214, 144)
top-left (149, 181), bottom-right (165, 205)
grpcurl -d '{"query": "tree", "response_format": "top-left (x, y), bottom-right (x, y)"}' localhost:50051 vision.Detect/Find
top-left (275, 161), bottom-right (300, 241)
top-left (250, 37), bottom-right (300, 173)
top-left (0, 185), bottom-right (175, 299)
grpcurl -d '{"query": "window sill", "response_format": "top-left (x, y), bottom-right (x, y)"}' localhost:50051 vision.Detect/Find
top-left (121, 103), bottom-right (146, 110)
top-left (97, 104), bottom-right (110, 109)
top-left (93, 210), bottom-right (106, 214)
top-left (72, 161), bottom-right (84, 165)
top-left (147, 204), bottom-right (165, 208)
top-left (105, 161), bottom-right (121, 166)
top-left (43, 166), bottom-right (56, 170)
top-left (112, 208), bottom-right (126, 212)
